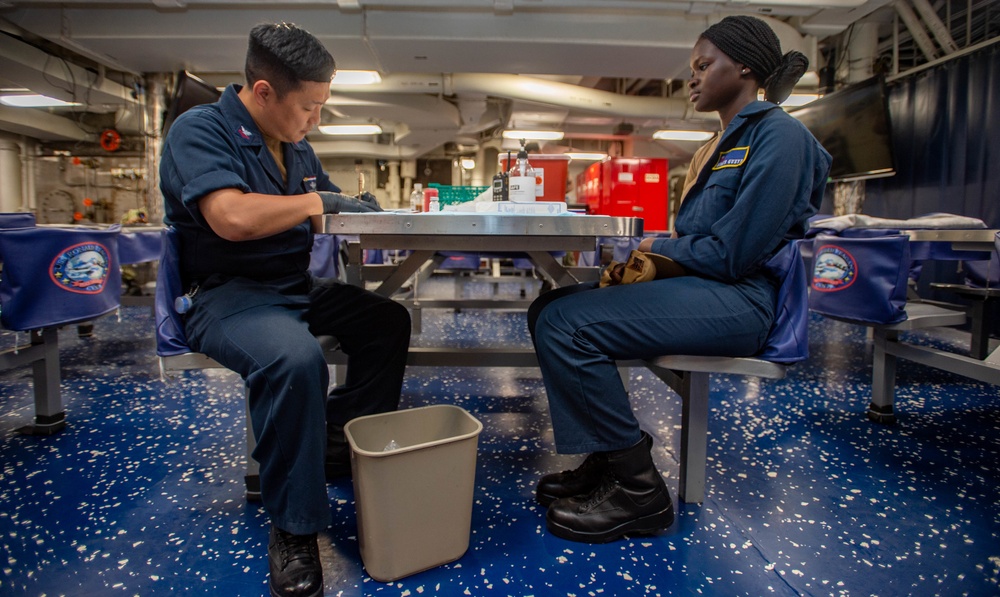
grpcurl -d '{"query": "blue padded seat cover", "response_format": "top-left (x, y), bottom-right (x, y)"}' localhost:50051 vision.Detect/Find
top-left (154, 227), bottom-right (191, 357)
top-left (0, 213), bottom-right (37, 229)
top-left (0, 225), bottom-right (121, 331)
top-left (809, 233), bottom-right (910, 325)
top-left (758, 238), bottom-right (810, 363)
top-left (119, 229), bottom-right (163, 265)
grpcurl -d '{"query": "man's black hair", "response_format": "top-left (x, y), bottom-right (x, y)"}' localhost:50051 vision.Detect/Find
top-left (245, 22), bottom-right (336, 97)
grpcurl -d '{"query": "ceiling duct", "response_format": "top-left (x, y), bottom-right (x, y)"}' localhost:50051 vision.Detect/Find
top-left (0, 32), bottom-right (139, 109)
top-left (333, 73), bottom-right (694, 121)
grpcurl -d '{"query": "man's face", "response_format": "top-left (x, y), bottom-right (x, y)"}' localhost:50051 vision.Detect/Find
top-left (260, 80), bottom-right (330, 143)
top-left (687, 37), bottom-right (746, 114)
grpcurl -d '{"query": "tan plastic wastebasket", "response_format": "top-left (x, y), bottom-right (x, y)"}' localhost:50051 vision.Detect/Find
top-left (344, 404), bottom-right (483, 582)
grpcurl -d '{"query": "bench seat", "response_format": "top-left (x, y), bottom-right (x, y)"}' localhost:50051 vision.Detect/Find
top-left (621, 355), bottom-right (788, 504)
top-left (822, 301), bottom-right (992, 424)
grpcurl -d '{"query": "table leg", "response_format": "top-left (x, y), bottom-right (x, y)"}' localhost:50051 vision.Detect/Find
top-left (524, 251), bottom-right (578, 287)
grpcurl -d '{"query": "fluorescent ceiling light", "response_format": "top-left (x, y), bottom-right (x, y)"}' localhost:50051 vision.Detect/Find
top-left (652, 130), bottom-right (715, 142)
top-left (0, 94), bottom-right (80, 108)
top-left (318, 124), bottom-right (383, 136)
top-left (501, 130), bottom-right (565, 141)
top-left (330, 70), bottom-right (382, 86)
top-left (565, 152), bottom-right (606, 161)
top-left (782, 93), bottom-right (821, 107)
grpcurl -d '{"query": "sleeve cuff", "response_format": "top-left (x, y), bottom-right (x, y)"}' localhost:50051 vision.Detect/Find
top-left (182, 171), bottom-right (251, 209)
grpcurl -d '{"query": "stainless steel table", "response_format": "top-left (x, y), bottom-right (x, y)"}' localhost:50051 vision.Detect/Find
top-left (318, 212), bottom-right (643, 296)
top-left (316, 212), bottom-right (644, 366)
top-left (902, 227), bottom-right (998, 252)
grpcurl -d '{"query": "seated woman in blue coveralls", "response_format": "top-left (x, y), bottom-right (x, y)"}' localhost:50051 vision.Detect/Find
top-left (160, 23), bottom-right (410, 597)
top-left (528, 16), bottom-right (832, 543)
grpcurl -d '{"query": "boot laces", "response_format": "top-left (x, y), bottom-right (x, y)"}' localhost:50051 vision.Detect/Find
top-left (276, 531), bottom-right (319, 569)
top-left (582, 474), bottom-right (619, 511)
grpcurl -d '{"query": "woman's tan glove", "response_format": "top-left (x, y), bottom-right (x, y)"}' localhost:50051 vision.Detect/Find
top-left (599, 250), bottom-right (687, 287)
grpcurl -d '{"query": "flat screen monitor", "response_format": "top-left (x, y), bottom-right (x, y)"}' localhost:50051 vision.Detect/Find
top-left (161, 71), bottom-right (222, 137)
top-left (790, 76), bottom-right (896, 182)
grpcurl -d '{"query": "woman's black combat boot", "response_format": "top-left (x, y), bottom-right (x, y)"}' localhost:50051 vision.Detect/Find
top-left (536, 451), bottom-right (609, 507)
top-left (545, 431), bottom-right (674, 543)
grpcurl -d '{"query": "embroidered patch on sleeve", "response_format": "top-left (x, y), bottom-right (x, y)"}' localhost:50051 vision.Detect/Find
top-left (712, 146), bottom-right (750, 170)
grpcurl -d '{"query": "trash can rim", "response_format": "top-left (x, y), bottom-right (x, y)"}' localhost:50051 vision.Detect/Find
top-left (344, 404), bottom-right (483, 458)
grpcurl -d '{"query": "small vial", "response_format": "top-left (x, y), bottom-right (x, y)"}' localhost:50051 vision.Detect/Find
top-left (409, 183), bottom-right (423, 212)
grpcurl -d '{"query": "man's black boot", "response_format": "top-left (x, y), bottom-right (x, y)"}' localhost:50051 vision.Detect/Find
top-left (536, 451), bottom-right (608, 507)
top-left (325, 423), bottom-right (352, 481)
top-left (546, 431), bottom-right (674, 543)
top-left (268, 526), bottom-right (322, 597)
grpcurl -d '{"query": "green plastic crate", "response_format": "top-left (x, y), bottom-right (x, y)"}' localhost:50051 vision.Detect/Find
top-left (428, 183), bottom-right (490, 206)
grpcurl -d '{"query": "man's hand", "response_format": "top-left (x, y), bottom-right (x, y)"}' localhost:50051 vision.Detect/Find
top-left (318, 191), bottom-right (382, 213)
top-left (357, 192), bottom-right (382, 210)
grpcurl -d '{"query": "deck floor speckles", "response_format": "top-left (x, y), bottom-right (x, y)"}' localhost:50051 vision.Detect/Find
top-left (1, 275), bottom-right (998, 596)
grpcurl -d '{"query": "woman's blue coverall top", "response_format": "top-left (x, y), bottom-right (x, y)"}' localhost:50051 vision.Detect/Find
top-left (529, 101), bottom-right (832, 455)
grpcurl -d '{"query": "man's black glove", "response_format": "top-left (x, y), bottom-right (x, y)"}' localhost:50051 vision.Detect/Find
top-left (357, 191), bottom-right (382, 210)
top-left (318, 191), bottom-right (382, 213)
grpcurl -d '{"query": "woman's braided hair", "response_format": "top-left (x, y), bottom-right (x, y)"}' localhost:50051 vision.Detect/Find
top-left (700, 16), bottom-right (808, 104)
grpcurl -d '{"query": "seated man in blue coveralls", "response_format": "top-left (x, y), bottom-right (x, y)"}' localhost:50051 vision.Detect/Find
top-left (160, 23), bottom-right (411, 597)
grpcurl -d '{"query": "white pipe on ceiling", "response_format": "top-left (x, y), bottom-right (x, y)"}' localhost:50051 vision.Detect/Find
top-left (333, 73), bottom-right (695, 121)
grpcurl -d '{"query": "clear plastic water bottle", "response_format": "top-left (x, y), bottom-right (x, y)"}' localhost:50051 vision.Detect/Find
top-left (409, 183), bottom-right (423, 212)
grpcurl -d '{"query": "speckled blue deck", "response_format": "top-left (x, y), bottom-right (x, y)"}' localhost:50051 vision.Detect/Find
top-left (1, 275), bottom-right (998, 596)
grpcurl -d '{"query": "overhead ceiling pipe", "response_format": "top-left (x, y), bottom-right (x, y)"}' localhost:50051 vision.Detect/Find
top-left (333, 73), bottom-right (695, 121)
top-left (0, 32), bottom-right (139, 108)
top-left (910, 0), bottom-right (959, 54)
top-left (309, 132), bottom-right (456, 160)
top-left (0, 105), bottom-right (90, 142)
top-left (895, 0), bottom-right (940, 62)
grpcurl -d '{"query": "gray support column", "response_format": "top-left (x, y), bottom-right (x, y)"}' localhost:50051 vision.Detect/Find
top-left (0, 135), bottom-right (22, 212)
top-left (144, 74), bottom-right (168, 223)
top-left (679, 371), bottom-right (710, 504)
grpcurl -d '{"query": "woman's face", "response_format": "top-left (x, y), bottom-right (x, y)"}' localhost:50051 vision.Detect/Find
top-left (687, 37), bottom-right (748, 115)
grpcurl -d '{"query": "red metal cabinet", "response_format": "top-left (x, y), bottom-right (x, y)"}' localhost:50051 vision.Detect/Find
top-left (578, 162), bottom-right (602, 213)
top-left (577, 157), bottom-right (669, 231)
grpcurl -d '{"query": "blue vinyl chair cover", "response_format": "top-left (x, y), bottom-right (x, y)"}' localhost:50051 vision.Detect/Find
top-left (118, 229), bottom-right (163, 265)
top-left (961, 230), bottom-right (1000, 288)
top-left (307, 234), bottom-right (341, 279)
top-left (154, 227), bottom-right (191, 357)
top-left (757, 238), bottom-right (810, 363)
top-left (809, 233), bottom-right (910, 325)
top-left (0, 225), bottom-right (121, 331)
top-left (0, 212), bottom-right (37, 229)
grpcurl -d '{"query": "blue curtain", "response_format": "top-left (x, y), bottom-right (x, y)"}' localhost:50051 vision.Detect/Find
top-left (863, 43), bottom-right (1000, 228)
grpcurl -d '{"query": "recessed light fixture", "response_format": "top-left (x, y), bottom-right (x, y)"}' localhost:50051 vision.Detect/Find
top-left (501, 130), bottom-right (565, 141)
top-left (318, 124), bottom-right (383, 135)
top-left (330, 70), bottom-right (382, 86)
top-left (652, 130), bottom-right (716, 142)
top-left (0, 94), bottom-right (80, 108)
